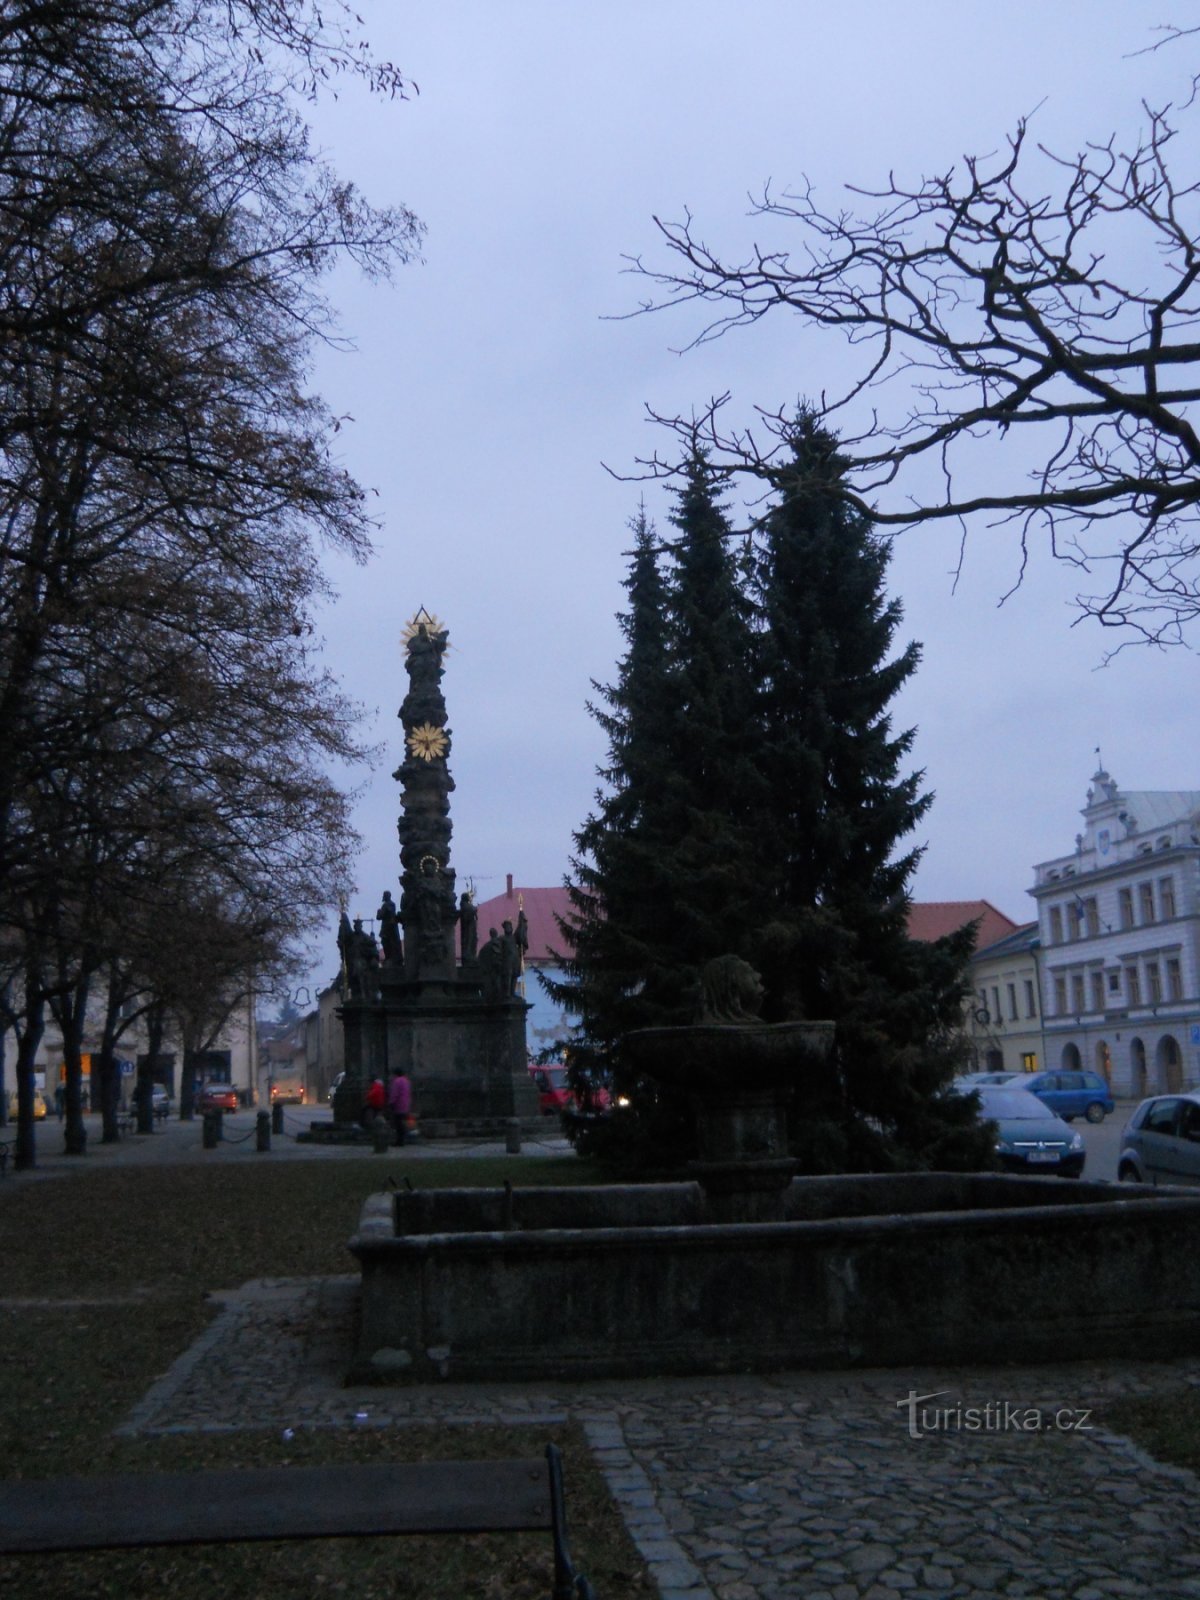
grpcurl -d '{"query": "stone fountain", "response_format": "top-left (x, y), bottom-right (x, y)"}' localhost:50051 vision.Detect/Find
top-left (348, 957), bottom-right (1200, 1383)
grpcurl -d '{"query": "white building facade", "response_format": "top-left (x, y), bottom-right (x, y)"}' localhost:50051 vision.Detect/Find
top-left (1031, 767), bottom-right (1200, 1097)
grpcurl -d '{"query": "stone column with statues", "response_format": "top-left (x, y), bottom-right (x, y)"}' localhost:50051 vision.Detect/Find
top-left (395, 612), bottom-right (459, 983)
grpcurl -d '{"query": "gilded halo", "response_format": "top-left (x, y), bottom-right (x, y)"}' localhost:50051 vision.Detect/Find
top-left (408, 722), bottom-right (448, 762)
top-left (401, 608), bottom-right (447, 648)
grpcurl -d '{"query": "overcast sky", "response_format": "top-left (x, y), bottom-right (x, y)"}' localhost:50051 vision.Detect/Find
top-left (290, 2), bottom-right (1197, 999)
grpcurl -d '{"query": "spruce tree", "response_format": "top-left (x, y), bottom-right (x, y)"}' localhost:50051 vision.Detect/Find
top-left (549, 506), bottom-right (679, 1060)
top-left (550, 462), bottom-right (762, 1163)
top-left (752, 414), bottom-right (989, 1170)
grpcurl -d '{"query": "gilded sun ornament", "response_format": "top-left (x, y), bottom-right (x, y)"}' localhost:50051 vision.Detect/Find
top-left (401, 608), bottom-right (447, 649)
top-left (408, 722), bottom-right (448, 762)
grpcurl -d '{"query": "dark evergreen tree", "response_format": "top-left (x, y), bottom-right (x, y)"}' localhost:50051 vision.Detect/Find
top-left (752, 413), bottom-right (990, 1170)
top-left (548, 463), bottom-right (762, 1165)
top-left (547, 505), bottom-right (677, 1057)
top-left (553, 429), bottom-right (989, 1174)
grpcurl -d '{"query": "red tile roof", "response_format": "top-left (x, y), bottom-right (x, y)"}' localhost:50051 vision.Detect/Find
top-left (469, 884), bottom-right (1019, 962)
top-left (467, 883), bottom-right (573, 963)
top-left (904, 900), bottom-right (1019, 950)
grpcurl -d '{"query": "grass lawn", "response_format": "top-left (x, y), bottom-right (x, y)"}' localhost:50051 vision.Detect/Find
top-left (1103, 1387), bottom-right (1200, 1478)
top-left (0, 1155), bottom-right (652, 1599)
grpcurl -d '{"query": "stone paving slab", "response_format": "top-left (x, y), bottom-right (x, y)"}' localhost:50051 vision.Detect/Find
top-left (114, 1275), bottom-right (1200, 1600)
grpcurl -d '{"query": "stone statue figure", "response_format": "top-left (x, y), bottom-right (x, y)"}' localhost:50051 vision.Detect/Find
top-left (694, 955), bottom-right (765, 1024)
top-left (500, 919), bottom-right (521, 998)
top-left (514, 909), bottom-right (529, 957)
top-left (458, 891), bottom-right (478, 963)
top-left (340, 915), bottom-right (381, 1001)
top-left (413, 853), bottom-right (448, 971)
top-left (478, 926), bottom-right (505, 1002)
top-left (377, 890), bottom-right (403, 966)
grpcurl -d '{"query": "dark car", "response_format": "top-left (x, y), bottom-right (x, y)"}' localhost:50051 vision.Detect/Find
top-left (1016, 1069), bottom-right (1115, 1124)
top-left (1118, 1093), bottom-right (1200, 1186)
top-left (975, 1084), bottom-right (1087, 1177)
top-left (197, 1083), bottom-right (239, 1113)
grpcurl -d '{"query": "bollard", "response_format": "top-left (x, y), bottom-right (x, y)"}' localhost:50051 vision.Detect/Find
top-left (371, 1112), bottom-right (391, 1154)
top-left (202, 1109), bottom-right (219, 1149)
top-left (505, 1118), bottom-right (522, 1155)
top-left (256, 1110), bottom-right (271, 1152)
top-left (271, 1101), bottom-right (284, 1135)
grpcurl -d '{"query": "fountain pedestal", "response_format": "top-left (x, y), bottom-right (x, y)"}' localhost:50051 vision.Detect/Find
top-left (626, 1014), bottom-right (836, 1222)
top-left (688, 1085), bottom-right (797, 1222)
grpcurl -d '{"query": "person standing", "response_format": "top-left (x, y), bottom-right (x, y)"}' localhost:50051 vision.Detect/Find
top-left (362, 1075), bottom-right (385, 1128)
top-left (388, 1071), bottom-right (412, 1147)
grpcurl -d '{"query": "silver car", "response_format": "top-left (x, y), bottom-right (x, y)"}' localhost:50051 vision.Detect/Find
top-left (1118, 1093), bottom-right (1200, 1186)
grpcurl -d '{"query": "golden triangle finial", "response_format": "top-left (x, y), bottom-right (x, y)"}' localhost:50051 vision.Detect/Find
top-left (401, 607), bottom-right (447, 650)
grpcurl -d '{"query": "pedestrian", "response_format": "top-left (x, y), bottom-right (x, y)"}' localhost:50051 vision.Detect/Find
top-left (54, 1083), bottom-right (64, 1121)
top-left (388, 1071), bottom-right (412, 1147)
top-left (362, 1075), bottom-right (385, 1128)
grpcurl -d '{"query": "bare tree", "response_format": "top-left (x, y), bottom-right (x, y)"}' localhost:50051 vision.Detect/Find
top-left (629, 64), bottom-right (1200, 641)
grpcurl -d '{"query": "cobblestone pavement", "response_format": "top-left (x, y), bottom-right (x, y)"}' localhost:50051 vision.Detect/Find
top-left (116, 1275), bottom-right (1200, 1600)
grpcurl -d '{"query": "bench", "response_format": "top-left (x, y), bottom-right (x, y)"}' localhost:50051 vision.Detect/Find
top-left (0, 1443), bottom-right (596, 1598)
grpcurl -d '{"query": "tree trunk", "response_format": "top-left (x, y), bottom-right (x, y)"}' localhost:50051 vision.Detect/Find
top-left (97, 971), bottom-right (126, 1143)
top-left (13, 967), bottom-right (44, 1171)
top-left (137, 1003), bottom-right (166, 1135)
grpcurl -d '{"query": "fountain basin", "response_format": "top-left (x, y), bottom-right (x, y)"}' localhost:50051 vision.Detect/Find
top-left (349, 1173), bottom-right (1200, 1383)
top-left (624, 1018), bottom-right (835, 1093)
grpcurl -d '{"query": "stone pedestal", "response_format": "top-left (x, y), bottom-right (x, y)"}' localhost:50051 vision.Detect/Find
top-left (336, 977), bottom-right (537, 1136)
top-left (689, 1086), bottom-right (797, 1223)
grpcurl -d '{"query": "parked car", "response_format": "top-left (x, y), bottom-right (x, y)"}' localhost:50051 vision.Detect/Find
top-left (1012, 1069), bottom-right (1115, 1124)
top-left (532, 1066), bottom-right (573, 1115)
top-left (975, 1084), bottom-right (1086, 1177)
top-left (1118, 1093), bottom-right (1200, 1186)
top-left (5, 1088), bottom-right (47, 1120)
top-left (197, 1082), bottom-right (239, 1113)
top-left (270, 1082), bottom-right (305, 1106)
top-left (133, 1083), bottom-right (171, 1119)
top-left (954, 1071), bottom-right (1018, 1090)
top-left (327, 1071), bottom-right (345, 1103)
top-left (529, 1064), bottom-right (612, 1118)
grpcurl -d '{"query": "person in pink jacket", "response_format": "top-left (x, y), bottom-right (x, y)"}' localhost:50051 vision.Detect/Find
top-left (388, 1072), bottom-right (412, 1147)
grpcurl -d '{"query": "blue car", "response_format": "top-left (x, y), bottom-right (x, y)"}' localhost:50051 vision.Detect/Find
top-left (1016, 1069), bottom-right (1115, 1124)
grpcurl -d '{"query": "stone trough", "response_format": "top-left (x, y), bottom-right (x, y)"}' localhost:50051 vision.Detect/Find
top-left (348, 1172), bottom-right (1200, 1383)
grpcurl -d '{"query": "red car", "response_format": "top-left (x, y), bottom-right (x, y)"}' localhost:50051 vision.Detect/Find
top-left (532, 1066), bottom-right (572, 1115)
top-left (530, 1066), bottom-right (612, 1117)
top-left (198, 1083), bottom-right (239, 1112)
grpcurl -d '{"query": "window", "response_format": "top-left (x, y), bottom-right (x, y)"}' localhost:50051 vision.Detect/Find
top-left (991, 987), bottom-right (1001, 1023)
top-left (1024, 978), bottom-right (1037, 1018)
top-left (1159, 877), bottom-right (1176, 919)
top-left (1006, 983), bottom-right (1018, 1021)
top-left (1146, 962), bottom-right (1162, 1003)
top-left (1049, 906), bottom-right (1063, 944)
top-left (1021, 1051), bottom-right (1039, 1072)
top-left (1071, 974), bottom-right (1085, 1013)
top-left (1084, 898), bottom-right (1100, 937)
top-left (1054, 975), bottom-right (1068, 1015)
top-left (1126, 965), bottom-right (1141, 1005)
top-left (1090, 972), bottom-right (1105, 1011)
top-left (1167, 958), bottom-right (1183, 1001)
top-left (1144, 1099), bottom-right (1180, 1134)
top-left (1119, 888), bottom-right (1134, 930)
top-left (1139, 881), bottom-right (1156, 924)
top-left (978, 989), bottom-right (988, 1016)
top-left (1107, 970), bottom-right (1120, 994)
